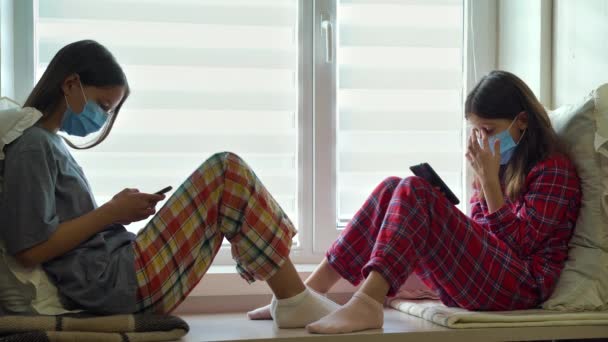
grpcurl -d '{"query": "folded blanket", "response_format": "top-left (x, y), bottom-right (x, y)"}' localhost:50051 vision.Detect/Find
top-left (392, 288), bottom-right (439, 301)
top-left (0, 313), bottom-right (189, 341)
top-left (389, 299), bottom-right (608, 329)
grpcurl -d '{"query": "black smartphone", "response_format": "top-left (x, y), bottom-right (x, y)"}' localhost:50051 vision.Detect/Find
top-left (154, 186), bottom-right (173, 195)
top-left (409, 163), bottom-right (460, 205)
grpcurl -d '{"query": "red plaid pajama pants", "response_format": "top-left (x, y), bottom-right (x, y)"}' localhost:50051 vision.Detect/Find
top-left (132, 152), bottom-right (296, 314)
top-left (326, 176), bottom-right (540, 311)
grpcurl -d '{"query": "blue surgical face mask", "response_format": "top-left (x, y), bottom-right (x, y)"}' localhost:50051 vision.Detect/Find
top-left (61, 83), bottom-right (109, 137)
top-left (479, 117), bottom-right (524, 165)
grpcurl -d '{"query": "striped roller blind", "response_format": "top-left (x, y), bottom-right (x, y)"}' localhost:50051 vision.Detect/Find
top-left (35, 0), bottom-right (299, 233)
top-left (337, 0), bottom-right (464, 223)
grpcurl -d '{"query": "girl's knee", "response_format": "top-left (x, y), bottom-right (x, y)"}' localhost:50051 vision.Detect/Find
top-left (384, 176), bottom-right (402, 185)
top-left (195, 152), bottom-right (247, 178)
top-left (392, 177), bottom-right (436, 203)
top-left (210, 151), bottom-right (241, 163)
top-left (205, 151), bottom-right (248, 171)
top-left (400, 176), bottom-right (433, 192)
top-left (375, 176), bottom-right (402, 192)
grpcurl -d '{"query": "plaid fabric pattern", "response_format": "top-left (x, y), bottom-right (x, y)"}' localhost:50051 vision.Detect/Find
top-left (326, 154), bottom-right (581, 311)
top-left (133, 152), bottom-right (296, 314)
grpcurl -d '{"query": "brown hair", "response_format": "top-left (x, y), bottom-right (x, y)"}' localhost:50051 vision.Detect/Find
top-left (465, 70), bottom-right (562, 201)
top-left (24, 40), bottom-right (129, 149)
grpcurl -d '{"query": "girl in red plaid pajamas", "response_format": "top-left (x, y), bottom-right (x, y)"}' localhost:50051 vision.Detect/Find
top-left (250, 70), bottom-right (582, 334)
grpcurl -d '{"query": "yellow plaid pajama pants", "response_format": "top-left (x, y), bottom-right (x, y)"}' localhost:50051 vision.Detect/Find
top-left (132, 152), bottom-right (296, 314)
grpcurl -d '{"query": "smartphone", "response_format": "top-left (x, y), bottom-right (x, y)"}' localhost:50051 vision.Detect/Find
top-left (154, 186), bottom-right (173, 195)
top-left (409, 163), bottom-right (460, 205)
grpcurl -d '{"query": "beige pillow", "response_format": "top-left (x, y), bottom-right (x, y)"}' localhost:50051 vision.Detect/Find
top-left (542, 84), bottom-right (608, 311)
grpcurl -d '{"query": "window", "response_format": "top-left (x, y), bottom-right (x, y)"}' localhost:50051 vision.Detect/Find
top-left (336, 0), bottom-right (464, 225)
top-left (35, 0), bottom-right (300, 235)
top-left (9, 0), bottom-right (465, 264)
top-left (313, 0), bottom-right (465, 252)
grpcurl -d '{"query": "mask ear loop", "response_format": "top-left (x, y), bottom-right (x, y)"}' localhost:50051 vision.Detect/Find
top-left (63, 80), bottom-right (88, 114)
top-left (511, 111), bottom-right (527, 144)
top-left (507, 115), bottom-right (518, 130)
top-left (517, 128), bottom-right (527, 144)
top-left (63, 94), bottom-right (72, 111)
top-left (78, 80), bottom-right (88, 105)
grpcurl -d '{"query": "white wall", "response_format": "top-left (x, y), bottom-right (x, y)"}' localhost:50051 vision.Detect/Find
top-left (497, 0), bottom-right (552, 106)
top-left (553, 0), bottom-right (608, 107)
top-left (465, 0), bottom-right (498, 89)
top-left (0, 0), bottom-right (33, 103)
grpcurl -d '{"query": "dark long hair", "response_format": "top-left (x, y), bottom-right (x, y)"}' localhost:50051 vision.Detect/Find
top-left (465, 70), bottom-right (562, 200)
top-left (24, 40), bottom-right (129, 149)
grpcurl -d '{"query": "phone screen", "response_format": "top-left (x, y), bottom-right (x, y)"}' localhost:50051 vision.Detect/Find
top-left (409, 163), bottom-right (459, 205)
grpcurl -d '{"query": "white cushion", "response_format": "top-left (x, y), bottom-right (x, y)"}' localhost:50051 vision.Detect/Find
top-left (0, 242), bottom-right (36, 314)
top-left (0, 99), bottom-right (71, 315)
top-left (542, 84), bottom-right (608, 311)
top-left (0, 241), bottom-right (69, 315)
top-left (0, 97), bottom-right (42, 160)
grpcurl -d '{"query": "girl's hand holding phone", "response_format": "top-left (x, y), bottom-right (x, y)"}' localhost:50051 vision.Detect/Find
top-left (106, 188), bottom-right (168, 225)
top-left (154, 186), bottom-right (173, 195)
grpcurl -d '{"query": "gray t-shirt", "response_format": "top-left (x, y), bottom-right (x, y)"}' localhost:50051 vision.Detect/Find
top-left (0, 126), bottom-right (137, 314)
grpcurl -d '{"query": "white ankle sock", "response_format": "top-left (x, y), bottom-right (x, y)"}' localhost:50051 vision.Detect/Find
top-left (270, 288), bottom-right (339, 329)
top-left (306, 292), bottom-right (384, 334)
top-left (247, 304), bottom-right (272, 320)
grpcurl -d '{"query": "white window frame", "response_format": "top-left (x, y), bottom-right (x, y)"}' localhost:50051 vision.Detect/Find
top-left (312, 0), bottom-right (339, 253)
top-left (3, 0), bottom-right (500, 297)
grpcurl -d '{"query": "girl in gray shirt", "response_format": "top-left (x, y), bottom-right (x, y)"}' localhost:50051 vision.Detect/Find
top-left (1, 40), bottom-right (338, 328)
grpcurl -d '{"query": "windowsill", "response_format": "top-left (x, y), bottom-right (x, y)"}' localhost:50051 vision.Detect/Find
top-left (178, 311), bottom-right (608, 342)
